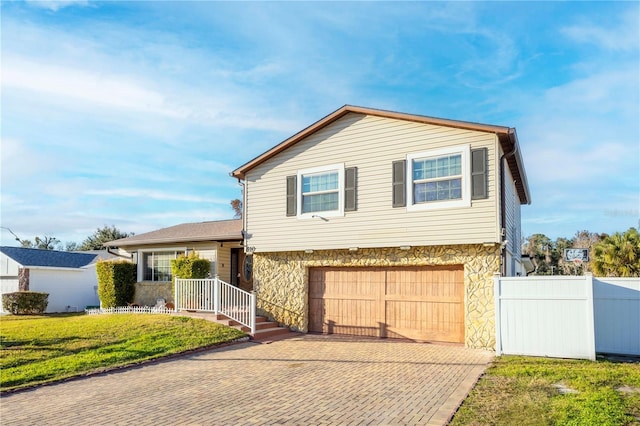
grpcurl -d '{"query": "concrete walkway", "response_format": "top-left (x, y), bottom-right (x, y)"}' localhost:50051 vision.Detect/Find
top-left (0, 335), bottom-right (493, 425)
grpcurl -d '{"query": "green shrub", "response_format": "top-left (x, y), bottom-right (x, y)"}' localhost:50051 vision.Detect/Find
top-left (96, 260), bottom-right (136, 308)
top-left (2, 291), bottom-right (49, 315)
top-left (171, 253), bottom-right (211, 279)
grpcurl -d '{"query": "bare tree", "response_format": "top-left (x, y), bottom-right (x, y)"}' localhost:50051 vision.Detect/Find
top-left (230, 199), bottom-right (242, 219)
top-left (20, 235), bottom-right (61, 250)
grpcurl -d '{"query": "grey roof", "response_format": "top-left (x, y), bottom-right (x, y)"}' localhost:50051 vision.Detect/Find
top-left (0, 246), bottom-right (98, 269)
top-left (104, 219), bottom-right (242, 247)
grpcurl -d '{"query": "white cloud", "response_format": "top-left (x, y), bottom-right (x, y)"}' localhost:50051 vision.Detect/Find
top-left (519, 64), bottom-right (639, 186)
top-left (561, 8), bottom-right (640, 51)
top-left (3, 56), bottom-right (184, 119)
top-left (85, 189), bottom-right (229, 204)
top-left (0, 137), bottom-right (60, 186)
top-left (25, 0), bottom-right (89, 12)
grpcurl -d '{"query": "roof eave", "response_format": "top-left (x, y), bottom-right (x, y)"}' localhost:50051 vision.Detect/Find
top-left (231, 105), bottom-right (531, 204)
top-left (499, 129), bottom-right (531, 205)
top-left (231, 104), bottom-right (515, 180)
top-left (106, 235), bottom-right (243, 248)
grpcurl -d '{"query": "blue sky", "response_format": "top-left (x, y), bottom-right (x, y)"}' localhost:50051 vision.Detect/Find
top-left (1, 0), bottom-right (638, 247)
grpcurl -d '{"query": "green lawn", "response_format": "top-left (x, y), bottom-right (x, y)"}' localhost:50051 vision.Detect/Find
top-left (0, 313), bottom-right (246, 391)
top-left (450, 355), bottom-right (640, 426)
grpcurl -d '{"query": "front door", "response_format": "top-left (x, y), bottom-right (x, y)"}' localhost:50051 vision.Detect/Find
top-left (230, 248), bottom-right (241, 287)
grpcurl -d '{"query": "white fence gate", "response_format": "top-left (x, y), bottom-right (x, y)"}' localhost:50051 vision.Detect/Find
top-left (495, 274), bottom-right (639, 360)
top-left (594, 278), bottom-right (640, 356)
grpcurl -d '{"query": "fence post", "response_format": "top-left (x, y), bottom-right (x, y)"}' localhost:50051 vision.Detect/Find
top-left (250, 291), bottom-right (256, 336)
top-left (214, 275), bottom-right (220, 315)
top-left (494, 273), bottom-right (503, 356)
top-left (585, 273), bottom-right (596, 361)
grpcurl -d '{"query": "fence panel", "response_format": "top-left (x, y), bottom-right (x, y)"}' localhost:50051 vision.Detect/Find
top-left (495, 275), bottom-right (595, 360)
top-left (594, 278), bottom-right (640, 356)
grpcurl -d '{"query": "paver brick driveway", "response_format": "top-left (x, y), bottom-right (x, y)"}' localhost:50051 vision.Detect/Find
top-left (1, 334), bottom-right (493, 425)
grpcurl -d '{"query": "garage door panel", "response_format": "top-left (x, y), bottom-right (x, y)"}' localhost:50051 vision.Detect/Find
top-left (309, 266), bottom-right (464, 343)
top-left (319, 299), bottom-right (381, 337)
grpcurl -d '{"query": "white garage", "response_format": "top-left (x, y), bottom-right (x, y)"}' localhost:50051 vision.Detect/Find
top-left (0, 246), bottom-right (104, 313)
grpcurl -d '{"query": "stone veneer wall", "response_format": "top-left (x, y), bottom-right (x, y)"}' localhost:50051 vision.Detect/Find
top-left (253, 244), bottom-right (500, 349)
top-left (134, 282), bottom-right (173, 306)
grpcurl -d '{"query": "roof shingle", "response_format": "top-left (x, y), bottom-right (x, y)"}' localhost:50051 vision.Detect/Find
top-left (104, 219), bottom-right (242, 247)
top-left (0, 247), bottom-right (98, 269)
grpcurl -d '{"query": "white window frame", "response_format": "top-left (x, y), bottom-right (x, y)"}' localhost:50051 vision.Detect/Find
top-left (297, 163), bottom-right (345, 219)
top-left (137, 248), bottom-right (186, 282)
top-left (406, 145), bottom-right (471, 212)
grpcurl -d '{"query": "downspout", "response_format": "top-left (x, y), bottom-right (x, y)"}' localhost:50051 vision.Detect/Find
top-left (236, 178), bottom-right (247, 250)
top-left (499, 129), bottom-right (518, 276)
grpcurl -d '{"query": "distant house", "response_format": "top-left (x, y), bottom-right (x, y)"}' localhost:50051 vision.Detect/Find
top-left (231, 105), bottom-right (531, 349)
top-left (104, 219), bottom-right (251, 306)
top-left (0, 247), bottom-right (103, 313)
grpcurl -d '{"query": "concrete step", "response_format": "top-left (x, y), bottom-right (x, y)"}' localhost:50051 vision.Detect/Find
top-left (175, 311), bottom-right (290, 339)
top-left (239, 321), bottom-right (279, 331)
top-left (213, 313), bottom-right (267, 322)
top-left (251, 327), bottom-right (296, 341)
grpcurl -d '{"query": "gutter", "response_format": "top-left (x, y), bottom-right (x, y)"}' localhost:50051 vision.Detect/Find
top-left (106, 247), bottom-right (134, 260)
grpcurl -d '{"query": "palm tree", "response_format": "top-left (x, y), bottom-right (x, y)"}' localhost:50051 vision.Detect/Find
top-left (592, 228), bottom-right (640, 277)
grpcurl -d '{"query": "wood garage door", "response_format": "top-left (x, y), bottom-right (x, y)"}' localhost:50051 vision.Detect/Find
top-left (308, 266), bottom-right (464, 343)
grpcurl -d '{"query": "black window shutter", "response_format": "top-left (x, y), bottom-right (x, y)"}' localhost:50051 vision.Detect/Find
top-left (392, 160), bottom-right (406, 207)
top-left (471, 148), bottom-right (488, 199)
top-left (344, 167), bottom-right (357, 212)
top-left (286, 175), bottom-right (297, 216)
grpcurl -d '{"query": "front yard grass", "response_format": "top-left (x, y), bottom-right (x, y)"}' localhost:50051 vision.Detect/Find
top-left (0, 313), bottom-right (246, 391)
top-left (450, 355), bottom-right (640, 426)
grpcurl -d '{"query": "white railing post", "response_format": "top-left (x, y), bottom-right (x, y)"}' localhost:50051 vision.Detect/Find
top-left (250, 291), bottom-right (256, 335)
top-left (494, 273), bottom-right (502, 356)
top-left (213, 275), bottom-right (220, 314)
top-left (174, 277), bottom-right (179, 312)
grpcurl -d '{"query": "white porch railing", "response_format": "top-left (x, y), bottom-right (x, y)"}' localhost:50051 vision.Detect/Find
top-left (174, 277), bottom-right (256, 335)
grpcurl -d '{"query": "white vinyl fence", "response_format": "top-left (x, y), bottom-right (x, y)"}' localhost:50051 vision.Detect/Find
top-left (495, 274), bottom-right (639, 360)
top-left (593, 278), bottom-right (640, 356)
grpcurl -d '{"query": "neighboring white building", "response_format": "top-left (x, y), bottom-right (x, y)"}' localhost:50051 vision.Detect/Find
top-left (0, 247), bottom-right (105, 313)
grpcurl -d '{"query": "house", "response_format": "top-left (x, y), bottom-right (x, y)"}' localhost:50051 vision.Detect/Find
top-left (104, 219), bottom-right (251, 306)
top-left (231, 105), bottom-right (531, 349)
top-left (0, 246), bottom-right (102, 313)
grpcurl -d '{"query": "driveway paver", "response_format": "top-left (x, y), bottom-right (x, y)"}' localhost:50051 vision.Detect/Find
top-left (0, 334), bottom-right (493, 425)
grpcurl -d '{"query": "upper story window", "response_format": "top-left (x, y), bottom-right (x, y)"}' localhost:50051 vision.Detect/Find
top-left (405, 145), bottom-right (472, 211)
top-left (302, 170), bottom-right (340, 213)
top-left (287, 164), bottom-right (347, 219)
top-left (412, 154), bottom-right (463, 203)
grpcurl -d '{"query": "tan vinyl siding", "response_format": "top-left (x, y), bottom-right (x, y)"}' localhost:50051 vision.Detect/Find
top-left (215, 242), bottom-right (241, 283)
top-left (245, 113), bottom-right (501, 252)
